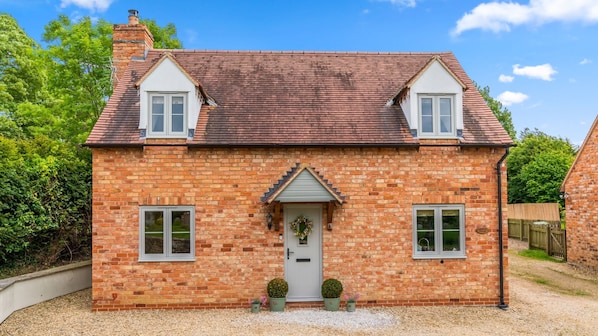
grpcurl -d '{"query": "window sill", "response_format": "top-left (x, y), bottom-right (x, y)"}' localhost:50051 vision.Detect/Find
top-left (138, 257), bottom-right (196, 262)
top-left (146, 135), bottom-right (188, 139)
top-left (412, 254), bottom-right (466, 260)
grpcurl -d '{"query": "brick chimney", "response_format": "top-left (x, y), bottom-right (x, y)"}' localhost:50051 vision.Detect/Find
top-left (112, 9), bottom-right (154, 84)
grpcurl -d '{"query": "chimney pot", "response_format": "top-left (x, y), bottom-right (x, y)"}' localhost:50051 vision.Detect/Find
top-left (128, 9), bottom-right (139, 25)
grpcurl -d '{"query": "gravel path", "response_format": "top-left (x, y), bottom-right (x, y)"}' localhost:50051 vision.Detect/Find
top-left (2, 240), bottom-right (598, 335)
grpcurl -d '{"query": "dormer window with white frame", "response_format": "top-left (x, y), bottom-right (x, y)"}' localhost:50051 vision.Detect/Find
top-left (136, 53), bottom-right (205, 140)
top-left (396, 56), bottom-right (466, 139)
top-left (419, 94), bottom-right (455, 137)
top-left (149, 93), bottom-right (187, 137)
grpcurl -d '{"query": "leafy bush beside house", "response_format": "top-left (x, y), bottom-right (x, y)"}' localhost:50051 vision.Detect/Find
top-left (0, 137), bottom-right (92, 275)
top-left (0, 12), bottom-right (182, 277)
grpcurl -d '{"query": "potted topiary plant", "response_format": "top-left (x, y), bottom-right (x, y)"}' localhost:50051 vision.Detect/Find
top-left (321, 278), bottom-right (343, 311)
top-left (267, 278), bottom-right (288, 312)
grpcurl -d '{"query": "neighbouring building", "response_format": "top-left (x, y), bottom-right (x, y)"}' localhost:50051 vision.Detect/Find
top-left (85, 10), bottom-right (514, 311)
top-left (561, 115), bottom-right (598, 271)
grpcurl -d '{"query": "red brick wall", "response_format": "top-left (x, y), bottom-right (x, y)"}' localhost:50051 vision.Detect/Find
top-left (564, 123), bottom-right (598, 271)
top-left (91, 146), bottom-right (509, 310)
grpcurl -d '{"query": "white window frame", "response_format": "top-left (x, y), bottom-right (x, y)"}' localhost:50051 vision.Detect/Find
top-left (148, 92), bottom-right (187, 138)
top-left (418, 95), bottom-right (455, 138)
top-left (139, 206), bottom-right (195, 262)
top-left (413, 204), bottom-right (465, 259)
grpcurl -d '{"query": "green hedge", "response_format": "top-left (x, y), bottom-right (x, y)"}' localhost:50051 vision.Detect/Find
top-left (0, 136), bottom-right (91, 271)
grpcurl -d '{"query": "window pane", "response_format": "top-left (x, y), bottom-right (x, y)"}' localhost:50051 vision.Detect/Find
top-left (443, 231), bottom-right (460, 251)
top-left (416, 209), bottom-right (435, 230)
top-left (417, 232), bottom-right (435, 251)
top-left (171, 115), bottom-right (184, 133)
top-left (442, 209), bottom-right (460, 229)
top-left (171, 96), bottom-right (184, 114)
top-left (442, 209), bottom-right (460, 251)
top-left (439, 98), bottom-right (452, 133)
top-left (171, 210), bottom-right (191, 254)
top-left (151, 96), bottom-right (165, 132)
top-left (416, 209), bottom-right (435, 251)
top-left (145, 211), bottom-right (164, 254)
top-left (421, 98), bottom-right (433, 133)
top-left (171, 96), bottom-right (185, 133)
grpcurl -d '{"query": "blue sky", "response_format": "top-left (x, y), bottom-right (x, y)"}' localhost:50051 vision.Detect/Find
top-left (3, 0), bottom-right (598, 145)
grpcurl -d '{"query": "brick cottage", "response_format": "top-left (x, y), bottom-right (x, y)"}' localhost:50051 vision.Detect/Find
top-left (86, 10), bottom-right (514, 311)
top-left (561, 115), bottom-right (598, 271)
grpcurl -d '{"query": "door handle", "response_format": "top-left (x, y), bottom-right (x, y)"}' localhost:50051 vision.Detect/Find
top-left (287, 248), bottom-right (294, 260)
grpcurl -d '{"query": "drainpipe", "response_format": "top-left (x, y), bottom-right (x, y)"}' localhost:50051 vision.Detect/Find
top-left (497, 147), bottom-right (510, 310)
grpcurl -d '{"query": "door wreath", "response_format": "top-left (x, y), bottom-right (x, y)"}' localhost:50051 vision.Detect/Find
top-left (290, 215), bottom-right (313, 240)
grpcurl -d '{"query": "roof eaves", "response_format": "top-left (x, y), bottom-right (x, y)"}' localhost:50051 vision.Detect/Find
top-left (389, 55), bottom-right (467, 106)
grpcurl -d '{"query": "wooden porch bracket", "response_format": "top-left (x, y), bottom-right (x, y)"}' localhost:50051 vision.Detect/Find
top-left (273, 201), bottom-right (282, 231)
top-left (327, 200), bottom-right (336, 230)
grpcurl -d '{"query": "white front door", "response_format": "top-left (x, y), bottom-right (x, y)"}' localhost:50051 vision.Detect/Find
top-left (284, 204), bottom-right (322, 301)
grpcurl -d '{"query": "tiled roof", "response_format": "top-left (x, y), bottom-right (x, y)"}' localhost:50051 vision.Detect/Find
top-left (86, 50), bottom-right (513, 147)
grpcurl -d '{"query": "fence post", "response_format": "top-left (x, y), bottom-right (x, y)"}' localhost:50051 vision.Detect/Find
top-left (563, 230), bottom-right (567, 261)
top-left (527, 221), bottom-right (532, 250)
top-left (546, 224), bottom-right (551, 256)
top-left (519, 219), bottom-right (523, 240)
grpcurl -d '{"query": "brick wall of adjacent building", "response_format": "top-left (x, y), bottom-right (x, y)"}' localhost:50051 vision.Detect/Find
top-left (91, 145), bottom-right (509, 310)
top-left (563, 122), bottom-right (598, 271)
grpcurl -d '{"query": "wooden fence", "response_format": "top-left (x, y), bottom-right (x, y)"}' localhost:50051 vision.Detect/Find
top-left (507, 203), bottom-right (561, 222)
top-left (508, 219), bottom-right (567, 260)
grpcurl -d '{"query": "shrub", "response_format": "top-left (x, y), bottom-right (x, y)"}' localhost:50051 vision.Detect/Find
top-left (0, 138), bottom-right (91, 271)
top-left (321, 278), bottom-right (343, 298)
top-left (267, 278), bottom-right (288, 298)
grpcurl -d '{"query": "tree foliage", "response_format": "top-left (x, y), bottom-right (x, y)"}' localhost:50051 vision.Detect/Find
top-left (0, 14), bottom-right (47, 110)
top-left (140, 19), bottom-right (183, 49)
top-left (476, 83), bottom-right (517, 140)
top-left (507, 129), bottom-right (576, 207)
top-left (43, 15), bottom-right (113, 144)
top-left (0, 12), bottom-right (182, 274)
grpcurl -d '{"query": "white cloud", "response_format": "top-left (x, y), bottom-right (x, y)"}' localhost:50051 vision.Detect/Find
top-left (499, 74), bottom-right (514, 83)
top-left (497, 91), bottom-right (529, 106)
top-left (512, 63), bottom-right (557, 81)
top-left (363, 9), bottom-right (371, 14)
top-left (452, 0), bottom-right (598, 36)
top-left (374, 0), bottom-right (417, 8)
top-left (580, 58), bottom-right (592, 65)
top-left (60, 0), bottom-right (113, 12)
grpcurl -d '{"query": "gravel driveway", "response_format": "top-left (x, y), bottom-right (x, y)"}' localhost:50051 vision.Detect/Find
top-left (1, 239), bottom-right (597, 335)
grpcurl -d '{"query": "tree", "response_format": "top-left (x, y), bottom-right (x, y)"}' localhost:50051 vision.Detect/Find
top-left (1, 14), bottom-right (184, 273)
top-left (140, 19), bottom-right (183, 49)
top-left (507, 129), bottom-right (576, 207)
top-left (476, 83), bottom-right (516, 140)
top-left (0, 13), bottom-right (47, 115)
top-left (42, 15), bottom-right (184, 144)
top-left (43, 15), bottom-right (113, 144)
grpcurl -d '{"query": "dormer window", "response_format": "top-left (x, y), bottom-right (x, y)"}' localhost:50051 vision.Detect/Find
top-left (396, 56), bottom-right (465, 139)
top-left (149, 93), bottom-right (187, 137)
top-left (136, 54), bottom-right (204, 140)
top-left (419, 95), bottom-right (455, 137)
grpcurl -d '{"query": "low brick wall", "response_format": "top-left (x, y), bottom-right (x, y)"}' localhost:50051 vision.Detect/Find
top-left (0, 260), bottom-right (91, 323)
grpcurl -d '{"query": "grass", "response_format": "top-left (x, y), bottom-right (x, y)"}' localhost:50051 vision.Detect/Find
top-left (517, 249), bottom-right (564, 263)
